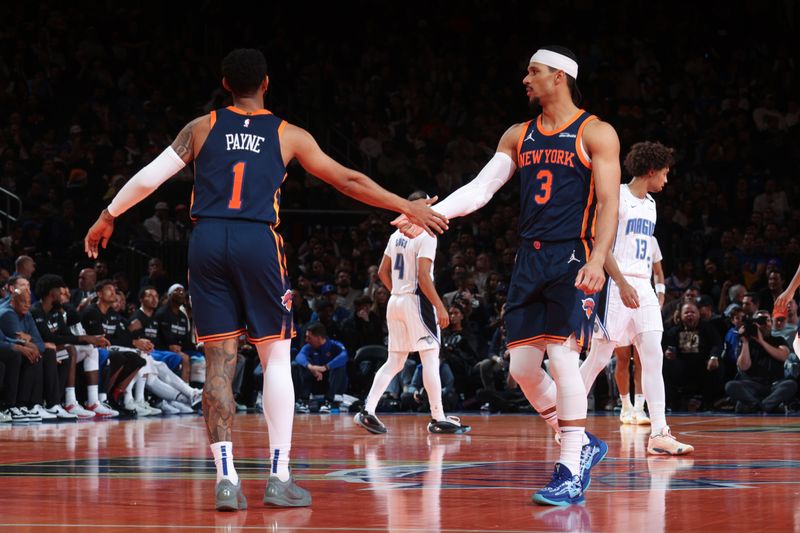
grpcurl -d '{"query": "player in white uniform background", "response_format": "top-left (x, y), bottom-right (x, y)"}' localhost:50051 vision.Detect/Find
top-left (355, 191), bottom-right (470, 435)
top-left (579, 141), bottom-right (693, 455)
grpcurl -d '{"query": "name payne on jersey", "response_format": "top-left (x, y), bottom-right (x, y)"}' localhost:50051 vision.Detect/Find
top-left (518, 148), bottom-right (576, 169)
top-left (225, 133), bottom-right (266, 153)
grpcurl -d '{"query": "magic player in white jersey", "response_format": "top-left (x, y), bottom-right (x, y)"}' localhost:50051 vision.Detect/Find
top-left (579, 142), bottom-right (693, 455)
top-left (355, 191), bottom-right (470, 435)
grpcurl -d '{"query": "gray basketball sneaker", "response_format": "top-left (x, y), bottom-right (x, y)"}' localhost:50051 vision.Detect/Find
top-left (263, 475), bottom-right (312, 507)
top-left (215, 479), bottom-right (248, 511)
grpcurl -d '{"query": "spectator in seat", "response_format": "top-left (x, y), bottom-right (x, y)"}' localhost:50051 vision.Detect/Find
top-left (293, 322), bottom-right (349, 411)
top-left (758, 270), bottom-right (785, 313)
top-left (662, 301), bottom-right (724, 411)
top-left (70, 267), bottom-right (97, 310)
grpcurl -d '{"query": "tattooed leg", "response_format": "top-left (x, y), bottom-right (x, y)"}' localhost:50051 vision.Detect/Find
top-left (203, 339), bottom-right (239, 443)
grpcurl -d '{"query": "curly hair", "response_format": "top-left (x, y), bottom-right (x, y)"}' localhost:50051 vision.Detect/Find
top-left (623, 141), bottom-right (675, 177)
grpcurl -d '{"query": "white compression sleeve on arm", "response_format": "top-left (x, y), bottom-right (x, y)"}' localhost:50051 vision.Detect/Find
top-left (107, 146), bottom-right (186, 217)
top-left (433, 152), bottom-right (516, 219)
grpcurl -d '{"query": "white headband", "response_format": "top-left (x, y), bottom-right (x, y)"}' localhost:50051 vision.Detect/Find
top-left (530, 49), bottom-right (578, 79)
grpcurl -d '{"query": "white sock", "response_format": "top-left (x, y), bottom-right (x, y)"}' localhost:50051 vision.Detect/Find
top-left (541, 409), bottom-right (560, 434)
top-left (559, 426), bottom-right (584, 476)
top-left (257, 340), bottom-right (294, 482)
top-left (65, 387), bottom-right (77, 406)
top-left (634, 331), bottom-right (669, 436)
top-left (210, 441), bottom-right (239, 484)
top-left (420, 348), bottom-right (446, 421)
top-left (365, 351), bottom-right (407, 415)
top-left (87, 385), bottom-right (99, 406)
top-left (98, 392), bottom-right (107, 402)
top-left (124, 379), bottom-right (135, 404)
top-left (634, 394), bottom-right (645, 411)
top-left (621, 394), bottom-right (633, 411)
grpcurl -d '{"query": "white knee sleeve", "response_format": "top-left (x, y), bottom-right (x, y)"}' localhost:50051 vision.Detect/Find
top-left (76, 345), bottom-right (100, 372)
top-left (546, 343), bottom-right (587, 421)
top-left (509, 345), bottom-right (556, 411)
top-left (633, 330), bottom-right (667, 432)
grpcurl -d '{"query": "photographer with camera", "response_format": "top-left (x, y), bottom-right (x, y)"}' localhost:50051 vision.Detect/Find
top-left (724, 309), bottom-right (796, 413)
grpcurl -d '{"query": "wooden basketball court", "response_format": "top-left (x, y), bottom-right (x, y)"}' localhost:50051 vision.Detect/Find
top-left (0, 412), bottom-right (797, 532)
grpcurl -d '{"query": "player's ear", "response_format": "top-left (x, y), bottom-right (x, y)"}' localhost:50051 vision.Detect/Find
top-left (222, 77), bottom-right (231, 92)
top-left (262, 76), bottom-right (269, 93)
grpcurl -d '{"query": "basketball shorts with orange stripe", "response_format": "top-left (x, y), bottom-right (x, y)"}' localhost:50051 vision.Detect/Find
top-left (504, 239), bottom-right (597, 350)
top-left (188, 218), bottom-right (294, 345)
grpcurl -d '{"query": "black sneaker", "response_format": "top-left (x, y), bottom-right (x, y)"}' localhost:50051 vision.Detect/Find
top-left (354, 409), bottom-right (388, 434)
top-left (107, 398), bottom-right (137, 418)
top-left (427, 416), bottom-right (471, 434)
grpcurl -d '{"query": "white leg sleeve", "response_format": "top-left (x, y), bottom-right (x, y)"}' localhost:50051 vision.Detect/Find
top-left (580, 338), bottom-right (617, 392)
top-left (74, 345), bottom-right (100, 372)
top-left (419, 348), bottom-right (445, 421)
top-left (153, 360), bottom-right (195, 398)
top-left (633, 330), bottom-right (668, 435)
top-left (365, 351), bottom-right (407, 414)
top-left (256, 339), bottom-right (293, 482)
top-left (145, 373), bottom-right (181, 401)
top-left (509, 345), bottom-right (556, 412)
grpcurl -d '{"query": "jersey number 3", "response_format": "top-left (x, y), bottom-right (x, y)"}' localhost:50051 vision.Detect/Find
top-left (228, 162), bottom-right (246, 209)
top-left (534, 169), bottom-right (552, 205)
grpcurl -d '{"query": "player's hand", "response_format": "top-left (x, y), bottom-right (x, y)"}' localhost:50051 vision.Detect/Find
top-left (401, 197), bottom-right (449, 237)
top-left (16, 332), bottom-right (32, 343)
top-left (132, 338), bottom-right (154, 352)
top-left (707, 357), bottom-right (719, 371)
top-left (390, 214), bottom-right (424, 238)
top-left (85, 209), bottom-right (115, 258)
top-left (774, 289), bottom-right (795, 314)
top-left (575, 260), bottom-right (605, 294)
top-left (44, 342), bottom-right (57, 351)
top-left (91, 335), bottom-right (111, 348)
top-left (436, 303), bottom-right (450, 329)
top-left (618, 282), bottom-right (640, 309)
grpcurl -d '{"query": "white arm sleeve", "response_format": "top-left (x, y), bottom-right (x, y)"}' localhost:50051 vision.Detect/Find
top-left (433, 152), bottom-right (516, 219)
top-left (107, 146), bottom-right (186, 217)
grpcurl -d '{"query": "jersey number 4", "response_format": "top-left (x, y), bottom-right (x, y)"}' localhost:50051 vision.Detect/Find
top-left (394, 253), bottom-right (405, 279)
top-left (228, 162), bottom-right (246, 209)
top-left (534, 169), bottom-right (552, 205)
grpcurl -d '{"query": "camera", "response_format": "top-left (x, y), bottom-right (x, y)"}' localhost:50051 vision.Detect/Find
top-left (741, 315), bottom-right (768, 337)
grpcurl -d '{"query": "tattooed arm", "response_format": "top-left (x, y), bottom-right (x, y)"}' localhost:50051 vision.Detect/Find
top-left (202, 339), bottom-right (240, 443)
top-left (84, 115), bottom-right (209, 258)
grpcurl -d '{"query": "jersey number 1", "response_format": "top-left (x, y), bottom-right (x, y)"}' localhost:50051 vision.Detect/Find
top-left (228, 162), bottom-right (246, 209)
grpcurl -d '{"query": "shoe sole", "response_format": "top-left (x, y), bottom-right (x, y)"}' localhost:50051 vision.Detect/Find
top-left (216, 487), bottom-right (247, 512)
top-left (428, 426), bottom-right (472, 434)
top-left (648, 445), bottom-right (694, 456)
top-left (532, 493), bottom-right (585, 506)
top-left (263, 495), bottom-right (312, 507)
top-left (354, 414), bottom-right (387, 434)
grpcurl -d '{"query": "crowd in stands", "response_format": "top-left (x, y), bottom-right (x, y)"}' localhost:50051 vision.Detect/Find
top-left (0, 2), bottom-right (799, 421)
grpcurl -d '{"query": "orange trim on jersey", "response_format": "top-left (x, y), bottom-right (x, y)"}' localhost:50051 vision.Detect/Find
top-left (580, 170), bottom-right (596, 258)
top-left (575, 115), bottom-right (597, 168)
top-left (277, 120), bottom-right (287, 138)
top-left (247, 330), bottom-right (296, 345)
top-left (269, 226), bottom-right (287, 283)
top-left (209, 110), bottom-right (217, 130)
top-left (226, 105), bottom-right (271, 116)
top-left (536, 109), bottom-right (585, 136)
top-left (273, 172), bottom-right (287, 227)
top-left (516, 120), bottom-right (533, 164)
top-left (197, 328), bottom-right (247, 343)
top-left (507, 334), bottom-right (568, 349)
top-left (189, 186), bottom-right (197, 222)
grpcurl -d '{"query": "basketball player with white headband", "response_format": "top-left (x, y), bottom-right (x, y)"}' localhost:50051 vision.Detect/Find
top-left (394, 45), bottom-right (621, 505)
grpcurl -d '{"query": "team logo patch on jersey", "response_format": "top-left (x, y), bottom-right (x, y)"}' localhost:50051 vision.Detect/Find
top-left (581, 298), bottom-right (595, 319)
top-left (280, 290), bottom-right (293, 311)
top-left (243, 118), bottom-right (250, 128)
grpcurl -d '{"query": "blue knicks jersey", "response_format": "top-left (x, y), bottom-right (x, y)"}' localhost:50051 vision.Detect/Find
top-left (192, 106), bottom-right (287, 225)
top-left (516, 110), bottom-right (597, 243)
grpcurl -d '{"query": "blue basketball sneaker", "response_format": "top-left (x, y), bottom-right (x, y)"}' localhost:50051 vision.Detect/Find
top-left (532, 463), bottom-right (584, 506)
top-left (579, 431), bottom-right (608, 490)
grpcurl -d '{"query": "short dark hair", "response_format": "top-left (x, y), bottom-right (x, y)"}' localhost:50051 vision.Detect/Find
top-left (407, 190), bottom-right (429, 201)
top-left (6, 275), bottom-right (24, 289)
top-left (222, 49), bottom-right (268, 97)
top-left (744, 292), bottom-right (760, 304)
top-left (306, 322), bottom-right (327, 338)
top-left (624, 142), bottom-right (676, 177)
top-left (138, 285), bottom-right (158, 301)
top-left (538, 45), bottom-right (581, 105)
top-left (35, 274), bottom-right (66, 300)
top-left (95, 279), bottom-right (115, 292)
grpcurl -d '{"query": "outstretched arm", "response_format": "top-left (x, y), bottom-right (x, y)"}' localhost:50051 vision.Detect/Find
top-left (84, 117), bottom-right (206, 258)
top-left (775, 263), bottom-right (800, 311)
top-left (392, 124), bottom-right (521, 236)
top-left (282, 124), bottom-right (448, 236)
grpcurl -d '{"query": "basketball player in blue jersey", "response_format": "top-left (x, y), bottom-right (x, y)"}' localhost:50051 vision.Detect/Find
top-left (394, 45), bottom-right (620, 505)
top-left (84, 48), bottom-right (448, 512)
